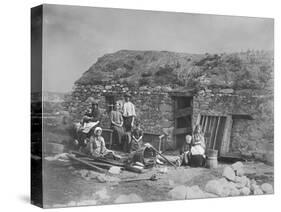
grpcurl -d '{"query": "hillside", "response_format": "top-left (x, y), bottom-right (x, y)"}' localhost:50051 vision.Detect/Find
top-left (76, 50), bottom-right (273, 91)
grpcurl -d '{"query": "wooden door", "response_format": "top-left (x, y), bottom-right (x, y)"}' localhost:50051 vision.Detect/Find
top-left (199, 115), bottom-right (227, 155)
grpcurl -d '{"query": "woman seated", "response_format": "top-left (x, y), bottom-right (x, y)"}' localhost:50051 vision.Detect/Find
top-left (75, 99), bottom-right (101, 149)
top-left (181, 125), bottom-right (206, 167)
top-left (85, 127), bottom-right (120, 160)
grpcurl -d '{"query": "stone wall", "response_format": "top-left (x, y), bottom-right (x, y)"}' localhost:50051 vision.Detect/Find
top-left (65, 83), bottom-right (274, 158)
top-left (65, 83), bottom-right (175, 148)
top-left (192, 88), bottom-right (274, 157)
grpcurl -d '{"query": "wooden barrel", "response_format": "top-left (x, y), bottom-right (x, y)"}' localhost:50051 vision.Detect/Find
top-left (206, 149), bottom-right (218, 169)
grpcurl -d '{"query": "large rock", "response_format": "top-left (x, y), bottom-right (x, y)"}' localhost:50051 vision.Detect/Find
top-left (205, 179), bottom-right (230, 197)
top-left (260, 183), bottom-right (274, 194)
top-left (222, 166), bottom-right (236, 181)
top-left (235, 176), bottom-right (250, 188)
top-left (253, 187), bottom-right (264, 195)
top-left (231, 162), bottom-right (244, 176)
top-left (186, 186), bottom-right (217, 199)
top-left (168, 185), bottom-right (187, 200)
top-left (240, 187), bottom-right (251, 195)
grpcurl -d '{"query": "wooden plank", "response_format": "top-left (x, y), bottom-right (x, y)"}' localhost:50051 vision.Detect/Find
top-left (210, 116), bottom-right (218, 149)
top-left (203, 115), bottom-right (208, 136)
top-left (174, 127), bottom-right (192, 135)
top-left (220, 115), bottom-right (233, 155)
top-left (215, 117), bottom-right (226, 153)
top-left (212, 116), bottom-right (221, 149)
top-left (70, 150), bottom-right (125, 167)
top-left (67, 154), bottom-right (107, 173)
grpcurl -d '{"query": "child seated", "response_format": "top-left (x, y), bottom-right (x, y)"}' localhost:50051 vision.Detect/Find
top-left (86, 127), bottom-right (120, 159)
top-left (130, 122), bottom-right (143, 152)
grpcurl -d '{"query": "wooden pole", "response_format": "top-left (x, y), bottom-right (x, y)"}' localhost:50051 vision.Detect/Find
top-left (149, 146), bottom-right (178, 168)
top-left (67, 154), bottom-right (107, 173)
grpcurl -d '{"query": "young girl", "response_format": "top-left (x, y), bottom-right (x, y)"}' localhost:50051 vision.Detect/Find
top-left (130, 122), bottom-right (143, 152)
top-left (87, 127), bottom-right (120, 159)
top-left (189, 125), bottom-right (206, 167)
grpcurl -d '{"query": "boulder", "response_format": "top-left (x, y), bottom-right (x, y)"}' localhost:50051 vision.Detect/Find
top-left (253, 187), bottom-right (264, 195)
top-left (186, 186), bottom-right (216, 199)
top-left (235, 176), bottom-right (250, 188)
top-left (205, 179), bottom-right (229, 197)
top-left (222, 166), bottom-right (236, 181)
top-left (231, 162), bottom-right (244, 176)
top-left (250, 183), bottom-right (259, 193)
top-left (260, 183), bottom-right (274, 194)
top-left (240, 187), bottom-right (251, 195)
top-left (168, 185), bottom-right (187, 200)
top-left (227, 182), bottom-right (240, 196)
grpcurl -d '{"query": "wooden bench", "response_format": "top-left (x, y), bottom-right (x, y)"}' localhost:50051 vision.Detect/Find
top-left (101, 128), bottom-right (113, 148)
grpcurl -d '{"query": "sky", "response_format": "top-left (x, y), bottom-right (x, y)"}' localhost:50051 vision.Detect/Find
top-left (42, 4), bottom-right (274, 92)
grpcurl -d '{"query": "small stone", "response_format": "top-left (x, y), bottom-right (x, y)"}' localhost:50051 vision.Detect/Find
top-left (240, 187), bottom-right (251, 195)
top-left (105, 85), bottom-right (112, 90)
top-left (260, 183), bottom-right (273, 194)
top-left (220, 88), bottom-right (234, 94)
top-left (108, 166), bottom-right (121, 175)
top-left (222, 166), bottom-right (236, 181)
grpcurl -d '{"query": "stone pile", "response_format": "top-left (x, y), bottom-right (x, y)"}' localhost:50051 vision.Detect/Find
top-left (205, 162), bottom-right (273, 197)
top-left (168, 161), bottom-right (273, 200)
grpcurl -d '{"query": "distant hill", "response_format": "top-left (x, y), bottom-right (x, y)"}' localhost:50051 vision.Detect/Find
top-left (76, 50), bottom-right (273, 91)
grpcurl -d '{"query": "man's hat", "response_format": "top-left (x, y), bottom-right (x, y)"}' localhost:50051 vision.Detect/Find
top-left (124, 93), bottom-right (131, 97)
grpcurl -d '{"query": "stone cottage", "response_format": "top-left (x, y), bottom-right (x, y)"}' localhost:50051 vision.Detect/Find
top-left (65, 50), bottom-right (273, 162)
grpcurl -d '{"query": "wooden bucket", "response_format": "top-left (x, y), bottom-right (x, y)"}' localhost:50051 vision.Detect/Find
top-left (206, 149), bottom-right (218, 169)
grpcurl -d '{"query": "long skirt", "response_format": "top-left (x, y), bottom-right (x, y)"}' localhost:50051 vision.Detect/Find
top-left (123, 116), bottom-right (133, 132)
top-left (189, 154), bottom-right (205, 167)
top-left (111, 125), bottom-right (124, 146)
top-left (130, 139), bottom-right (143, 152)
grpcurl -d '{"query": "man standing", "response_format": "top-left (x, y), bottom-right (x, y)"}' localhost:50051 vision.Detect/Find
top-left (122, 93), bottom-right (136, 132)
top-left (121, 93), bottom-right (136, 152)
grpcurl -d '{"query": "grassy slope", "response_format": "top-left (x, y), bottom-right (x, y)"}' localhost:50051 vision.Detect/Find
top-left (75, 50), bottom-right (273, 91)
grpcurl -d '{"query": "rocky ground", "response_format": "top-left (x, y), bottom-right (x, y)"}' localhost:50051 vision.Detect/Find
top-left (43, 156), bottom-right (274, 208)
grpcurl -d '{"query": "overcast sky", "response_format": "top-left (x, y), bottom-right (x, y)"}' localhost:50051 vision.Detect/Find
top-left (43, 4), bottom-right (274, 92)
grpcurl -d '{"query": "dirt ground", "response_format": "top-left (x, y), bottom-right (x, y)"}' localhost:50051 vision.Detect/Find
top-left (43, 156), bottom-right (274, 208)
